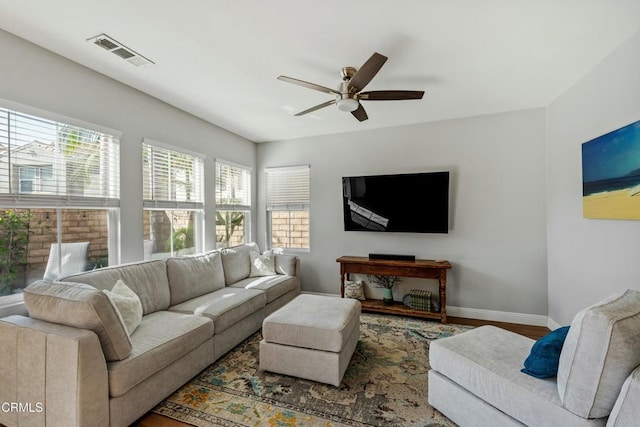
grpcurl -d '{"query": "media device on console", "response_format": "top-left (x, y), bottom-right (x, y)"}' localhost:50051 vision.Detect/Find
top-left (368, 253), bottom-right (416, 261)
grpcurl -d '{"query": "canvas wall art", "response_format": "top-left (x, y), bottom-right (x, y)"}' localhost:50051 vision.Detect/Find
top-left (582, 119), bottom-right (640, 220)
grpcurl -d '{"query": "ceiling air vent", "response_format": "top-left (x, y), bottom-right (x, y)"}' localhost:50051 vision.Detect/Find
top-left (87, 33), bottom-right (154, 67)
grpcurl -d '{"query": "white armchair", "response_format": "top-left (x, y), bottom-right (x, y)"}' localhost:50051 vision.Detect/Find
top-left (42, 242), bottom-right (90, 281)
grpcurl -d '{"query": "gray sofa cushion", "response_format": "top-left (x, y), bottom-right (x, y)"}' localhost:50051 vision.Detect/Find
top-left (221, 242), bottom-right (259, 284)
top-left (23, 280), bottom-right (132, 361)
top-left (557, 289), bottom-right (640, 419)
top-left (107, 311), bottom-right (213, 397)
top-left (607, 365), bottom-right (640, 427)
top-left (429, 325), bottom-right (606, 427)
top-left (274, 254), bottom-right (298, 276)
top-left (229, 275), bottom-right (300, 303)
top-left (61, 260), bottom-right (170, 315)
top-left (166, 250), bottom-right (226, 306)
top-left (169, 287), bottom-right (266, 334)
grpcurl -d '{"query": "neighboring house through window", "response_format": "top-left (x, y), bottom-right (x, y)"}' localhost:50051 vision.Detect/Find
top-left (142, 139), bottom-right (204, 259)
top-left (265, 165), bottom-right (310, 250)
top-left (215, 159), bottom-right (251, 248)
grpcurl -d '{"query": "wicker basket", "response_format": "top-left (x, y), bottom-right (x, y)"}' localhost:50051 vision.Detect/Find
top-left (409, 289), bottom-right (431, 311)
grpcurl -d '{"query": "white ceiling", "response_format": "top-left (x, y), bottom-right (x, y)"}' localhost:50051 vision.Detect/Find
top-left (1, 1), bottom-right (639, 143)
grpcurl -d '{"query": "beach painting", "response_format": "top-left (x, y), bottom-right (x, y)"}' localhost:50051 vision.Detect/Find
top-left (582, 119), bottom-right (640, 220)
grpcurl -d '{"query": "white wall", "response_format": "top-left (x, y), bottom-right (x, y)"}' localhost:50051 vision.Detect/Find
top-left (257, 109), bottom-right (549, 316)
top-left (546, 30), bottom-right (640, 326)
top-left (0, 29), bottom-right (256, 263)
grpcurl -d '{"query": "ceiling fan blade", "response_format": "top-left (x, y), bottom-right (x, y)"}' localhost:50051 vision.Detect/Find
top-left (278, 75), bottom-right (341, 96)
top-left (359, 90), bottom-right (425, 100)
top-left (351, 104), bottom-right (368, 122)
top-left (348, 52), bottom-right (388, 93)
top-left (294, 99), bottom-right (337, 116)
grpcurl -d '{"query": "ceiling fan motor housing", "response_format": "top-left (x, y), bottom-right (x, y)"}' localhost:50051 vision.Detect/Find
top-left (336, 81), bottom-right (359, 111)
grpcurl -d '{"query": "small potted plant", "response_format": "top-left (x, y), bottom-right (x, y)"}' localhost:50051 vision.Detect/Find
top-left (370, 274), bottom-right (401, 305)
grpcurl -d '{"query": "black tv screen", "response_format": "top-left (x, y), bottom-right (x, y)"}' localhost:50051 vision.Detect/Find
top-left (342, 171), bottom-right (449, 233)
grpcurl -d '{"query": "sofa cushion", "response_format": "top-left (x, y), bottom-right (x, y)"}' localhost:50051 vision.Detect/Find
top-left (274, 254), bottom-right (297, 276)
top-left (221, 242), bottom-right (259, 284)
top-left (103, 279), bottom-right (143, 336)
top-left (249, 250), bottom-right (276, 277)
top-left (107, 311), bottom-right (213, 397)
top-left (166, 250), bottom-right (226, 306)
top-left (23, 280), bottom-right (132, 361)
top-left (607, 365), bottom-right (640, 427)
top-left (61, 260), bottom-right (170, 315)
top-left (429, 325), bottom-right (605, 427)
top-left (229, 275), bottom-right (300, 304)
top-left (557, 289), bottom-right (640, 419)
top-left (521, 326), bottom-right (570, 379)
top-left (169, 287), bottom-right (266, 334)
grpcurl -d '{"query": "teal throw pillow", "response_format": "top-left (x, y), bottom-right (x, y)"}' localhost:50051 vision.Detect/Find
top-left (521, 326), bottom-right (570, 379)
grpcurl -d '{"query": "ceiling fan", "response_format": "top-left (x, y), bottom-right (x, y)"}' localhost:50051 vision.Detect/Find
top-left (278, 52), bottom-right (424, 122)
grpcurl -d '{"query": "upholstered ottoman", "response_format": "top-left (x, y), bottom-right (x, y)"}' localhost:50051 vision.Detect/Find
top-left (259, 294), bottom-right (361, 386)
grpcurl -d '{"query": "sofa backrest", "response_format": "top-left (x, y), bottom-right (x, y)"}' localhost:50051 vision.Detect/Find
top-left (557, 289), bottom-right (640, 419)
top-left (61, 260), bottom-right (170, 315)
top-left (220, 242), bottom-right (259, 284)
top-left (22, 281), bottom-right (132, 361)
top-left (166, 250), bottom-right (226, 306)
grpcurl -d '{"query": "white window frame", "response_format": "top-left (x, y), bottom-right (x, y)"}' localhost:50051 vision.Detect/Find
top-left (0, 101), bottom-right (121, 309)
top-left (142, 138), bottom-right (205, 257)
top-left (265, 165), bottom-right (310, 251)
top-left (215, 159), bottom-right (252, 248)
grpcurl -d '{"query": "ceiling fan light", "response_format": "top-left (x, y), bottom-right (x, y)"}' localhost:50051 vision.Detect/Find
top-left (336, 98), bottom-right (359, 112)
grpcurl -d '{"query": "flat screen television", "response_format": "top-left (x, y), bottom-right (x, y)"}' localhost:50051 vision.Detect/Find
top-left (342, 171), bottom-right (449, 233)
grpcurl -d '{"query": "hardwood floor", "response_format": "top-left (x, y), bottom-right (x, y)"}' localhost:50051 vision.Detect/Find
top-left (131, 317), bottom-right (550, 427)
top-left (448, 316), bottom-right (550, 340)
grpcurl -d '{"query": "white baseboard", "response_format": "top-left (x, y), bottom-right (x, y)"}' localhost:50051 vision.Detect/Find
top-left (447, 306), bottom-right (548, 327)
top-left (301, 292), bottom-right (549, 327)
top-left (546, 317), bottom-right (561, 331)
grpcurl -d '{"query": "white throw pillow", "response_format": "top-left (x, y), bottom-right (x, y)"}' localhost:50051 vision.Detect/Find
top-left (249, 250), bottom-right (276, 277)
top-left (104, 279), bottom-right (143, 336)
top-left (344, 280), bottom-right (366, 300)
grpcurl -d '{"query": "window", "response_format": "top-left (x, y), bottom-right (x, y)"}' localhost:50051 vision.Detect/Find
top-left (18, 165), bottom-right (54, 193)
top-left (142, 139), bottom-right (204, 259)
top-left (215, 160), bottom-right (251, 248)
top-left (0, 106), bottom-right (120, 297)
top-left (265, 165), bottom-right (310, 250)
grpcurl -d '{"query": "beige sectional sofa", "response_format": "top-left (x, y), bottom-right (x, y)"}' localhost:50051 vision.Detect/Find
top-left (0, 242), bottom-right (300, 427)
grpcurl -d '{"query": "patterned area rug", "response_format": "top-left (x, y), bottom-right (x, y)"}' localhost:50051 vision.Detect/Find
top-left (152, 313), bottom-right (472, 426)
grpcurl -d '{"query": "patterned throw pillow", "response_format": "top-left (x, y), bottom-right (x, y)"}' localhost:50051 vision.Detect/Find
top-left (249, 250), bottom-right (277, 277)
top-left (344, 280), bottom-right (366, 300)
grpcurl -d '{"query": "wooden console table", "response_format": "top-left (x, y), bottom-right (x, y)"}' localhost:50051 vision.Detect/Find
top-left (337, 256), bottom-right (452, 323)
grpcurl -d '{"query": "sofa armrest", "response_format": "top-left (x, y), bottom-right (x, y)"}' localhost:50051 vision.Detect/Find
top-left (274, 254), bottom-right (300, 277)
top-left (608, 365), bottom-right (640, 427)
top-left (0, 315), bottom-right (109, 427)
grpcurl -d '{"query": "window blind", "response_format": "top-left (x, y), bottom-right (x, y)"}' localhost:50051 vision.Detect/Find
top-left (265, 165), bottom-right (310, 211)
top-left (0, 107), bottom-right (120, 207)
top-left (142, 140), bottom-right (204, 209)
top-left (215, 160), bottom-right (251, 211)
